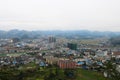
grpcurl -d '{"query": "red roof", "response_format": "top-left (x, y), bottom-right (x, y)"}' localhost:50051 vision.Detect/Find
top-left (113, 51), bottom-right (120, 56)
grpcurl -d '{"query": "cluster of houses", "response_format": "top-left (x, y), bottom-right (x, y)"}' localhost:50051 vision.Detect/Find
top-left (0, 54), bottom-right (35, 67)
top-left (43, 48), bottom-right (120, 71)
top-left (0, 37), bottom-right (120, 74)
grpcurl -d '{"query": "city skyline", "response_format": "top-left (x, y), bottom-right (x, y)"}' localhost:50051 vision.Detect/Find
top-left (0, 0), bottom-right (120, 31)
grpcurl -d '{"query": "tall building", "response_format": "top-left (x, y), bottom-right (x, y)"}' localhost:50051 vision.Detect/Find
top-left (67, 43), bottom-right (77, 50)
top-left (48, 36), bottom-right (56, 43)
top-left (11, 38), bottom-right (20, 43)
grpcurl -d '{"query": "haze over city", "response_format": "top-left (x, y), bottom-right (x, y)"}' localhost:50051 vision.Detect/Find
top-left (0, 0), bottom-right (120, 31)
top-left (0, 1), bottom-right (120, 80)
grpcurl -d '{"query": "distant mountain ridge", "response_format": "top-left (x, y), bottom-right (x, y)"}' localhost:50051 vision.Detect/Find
top-left (0, 29), bottom-right (120, 39)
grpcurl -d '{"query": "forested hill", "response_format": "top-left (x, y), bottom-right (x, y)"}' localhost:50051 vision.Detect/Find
top-left (0, 29), bottom-right (120, 39)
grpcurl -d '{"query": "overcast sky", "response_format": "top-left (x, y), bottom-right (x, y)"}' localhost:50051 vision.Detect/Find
top-left (0, 0), bottom-right (120, 31)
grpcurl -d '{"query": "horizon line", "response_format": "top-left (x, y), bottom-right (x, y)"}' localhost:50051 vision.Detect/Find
top-left (0, 29), bottom-right (120, 32)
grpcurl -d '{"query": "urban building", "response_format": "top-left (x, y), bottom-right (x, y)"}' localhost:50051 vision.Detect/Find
top-left (57, 60), bottom-right (77, 69)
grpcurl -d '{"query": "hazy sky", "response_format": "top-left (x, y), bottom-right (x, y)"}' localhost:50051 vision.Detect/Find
top-left (0, 0), bottom-right (120, 31)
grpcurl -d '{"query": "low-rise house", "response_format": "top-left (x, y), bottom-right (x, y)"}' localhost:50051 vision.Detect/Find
top-left (112, 51), bottom-right (120, 58)
top-left (116, 65), bottom-right (120, 73)
top-left (74, 58), bottom-right (85, 62)
top-left (76, 61), bottom-right (84, 67)
top-left (39, 61), bottom-right (46, 67)
top-left (96, 50), bottom-right (108, 57)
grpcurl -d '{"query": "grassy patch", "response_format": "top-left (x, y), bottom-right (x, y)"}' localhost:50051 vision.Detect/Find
top-left (76, 69), bottom-right (107, 80)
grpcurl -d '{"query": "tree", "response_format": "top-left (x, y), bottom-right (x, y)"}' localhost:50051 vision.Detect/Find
top-left (104, 61), bottom-right (120, 80)
top-left (64, 69), bottom-right (77, 80)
